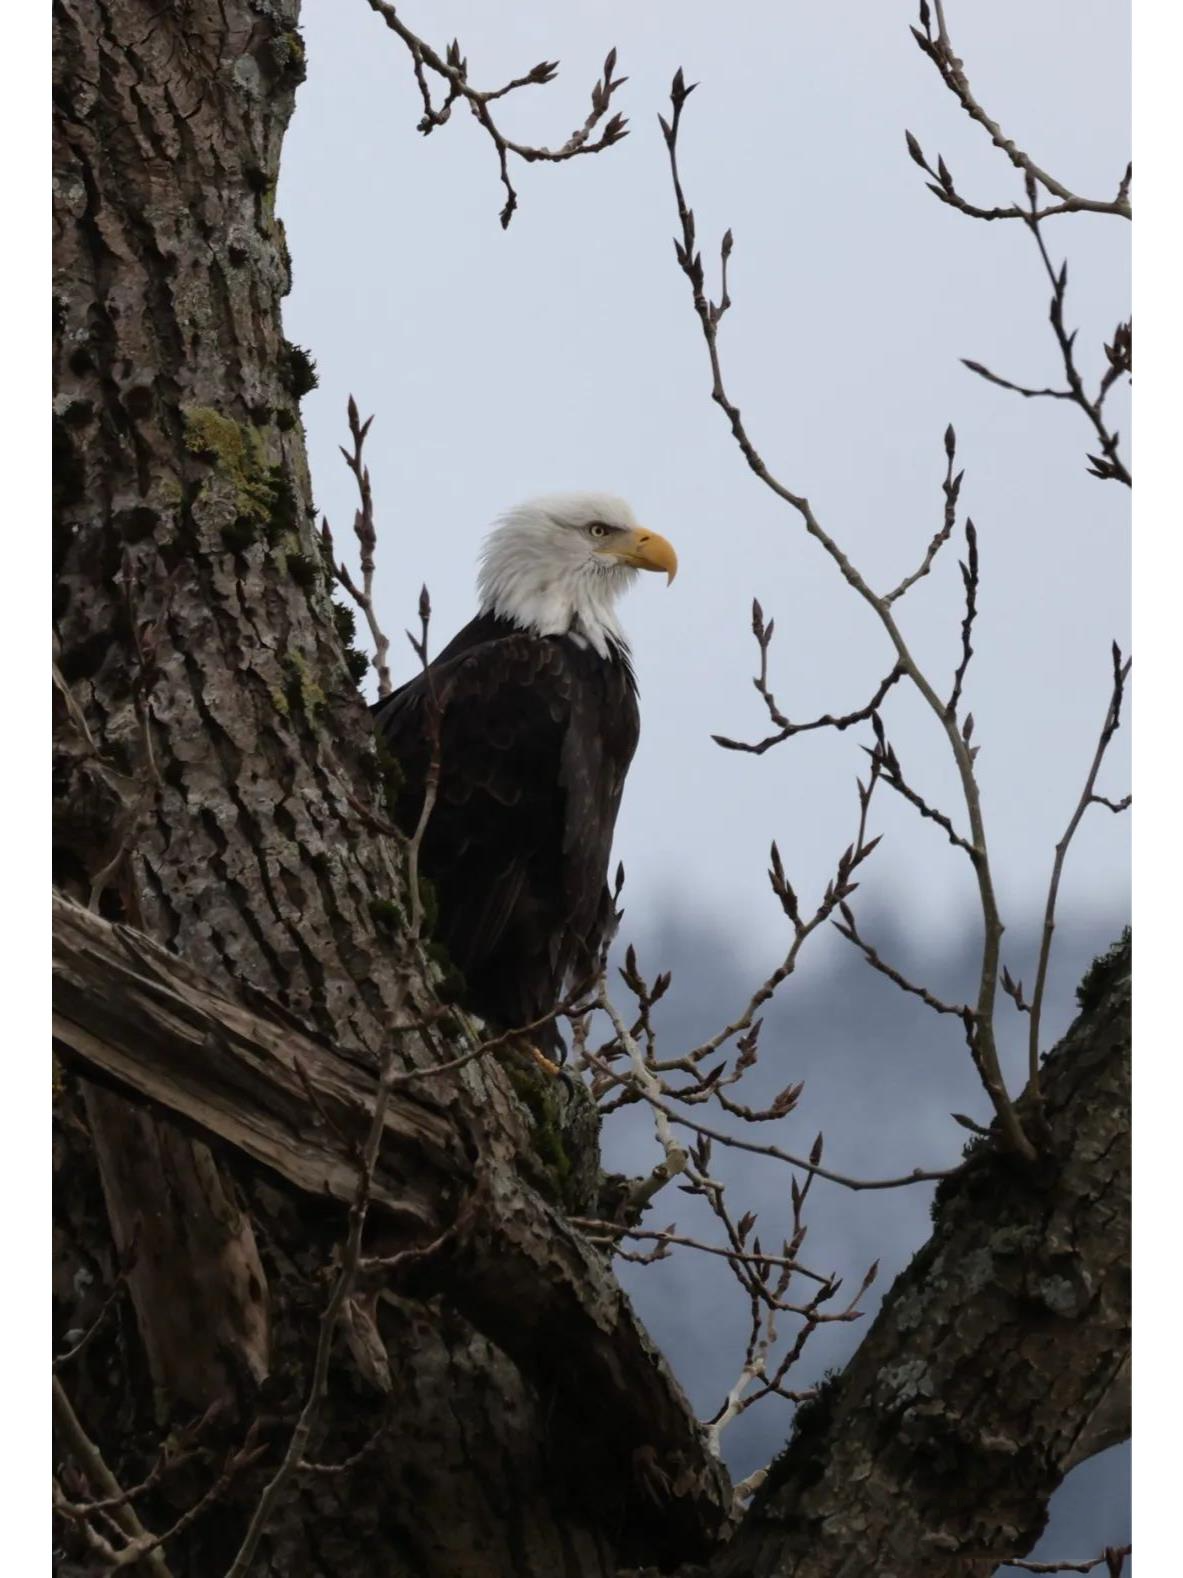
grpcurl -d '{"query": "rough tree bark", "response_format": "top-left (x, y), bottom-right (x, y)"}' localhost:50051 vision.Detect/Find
top-left (53, 0), bottom-right (721, 1570)
top-left (52, 3), bottom-right (1129, 1575)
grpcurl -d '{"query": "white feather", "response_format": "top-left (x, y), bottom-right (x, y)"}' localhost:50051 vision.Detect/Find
top-left (477, 492), bottom-right (640, 658)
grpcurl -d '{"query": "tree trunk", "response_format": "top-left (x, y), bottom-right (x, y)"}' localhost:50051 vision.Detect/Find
top-left (52, 3), bottom-right (1130, 1575)
top-left (713, 939), bottom-right (1131, 1578)
top-left (53, 2), bottom-right (724, 1570)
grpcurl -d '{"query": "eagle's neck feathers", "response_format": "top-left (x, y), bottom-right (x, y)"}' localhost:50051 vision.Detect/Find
top-left (477, 512), bottom-right (636, 661)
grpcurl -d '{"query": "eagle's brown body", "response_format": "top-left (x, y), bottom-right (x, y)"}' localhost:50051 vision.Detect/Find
top-left (373, 611), bottom-right (639, 1053)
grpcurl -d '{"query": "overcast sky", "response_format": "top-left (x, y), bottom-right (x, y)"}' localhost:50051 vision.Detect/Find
top-left (278, 3), bottom-right (1130, 1559)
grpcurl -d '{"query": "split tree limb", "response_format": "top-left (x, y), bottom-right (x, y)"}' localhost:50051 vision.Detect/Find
top-left (51, 890), bottom-right (732, 1564)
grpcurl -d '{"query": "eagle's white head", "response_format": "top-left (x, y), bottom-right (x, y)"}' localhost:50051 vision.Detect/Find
top-left (477, 492), bottom-right (677, 659)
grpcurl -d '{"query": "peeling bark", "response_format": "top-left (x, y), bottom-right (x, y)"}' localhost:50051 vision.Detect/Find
top-left (53, 892), bottom-right (731, 1569)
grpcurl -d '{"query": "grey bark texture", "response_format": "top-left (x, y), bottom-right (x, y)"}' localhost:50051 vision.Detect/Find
top-left (711, 939), bottom-right (1131, 1578)
top-left (52, 2), bottom-right (1130, 1574)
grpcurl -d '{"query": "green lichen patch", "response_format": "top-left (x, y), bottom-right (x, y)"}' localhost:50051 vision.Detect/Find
top-left (183, 408), bottom-right (309, 557)
top-left (368, 898), bottom-right (405, 936)
top-left (330, 601), bottom-right (371, 684)
top-left (371, 740), bottom-right (405, 819)
top-left (423, 940), bottom-right (464, 1003)
top-left (286, 550), bottom-right (319, 589)
top-left (1076, 927), bottom-right (1131, 1016)
top-left (183, 406), bottom-right (276, 529)
top-left (264, 467), bottom-right (299, 545)
top-left (280, 340), bottom-right (318, 400)
top-left (417, 875), bottom-right (439, 937)
top-left (759, 1367), bottom-right (846, 1504)
top-left (270, 29), bottom-right (307, 85)
top-left (504, 1058), bottom-right (575, 1208)
top-left (333, 602), bottom-right (358, 646)
top-left (282, 649), bottom-right (327, 724)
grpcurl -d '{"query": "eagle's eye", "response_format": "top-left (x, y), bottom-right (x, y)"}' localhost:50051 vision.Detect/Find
top-left (588, 522), bottom-right (610, 538)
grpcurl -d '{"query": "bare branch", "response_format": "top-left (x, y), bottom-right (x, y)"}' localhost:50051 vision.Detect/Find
top-left (961, 191), bottom-right (1131, 488)
top-left (947, 516), bottom-right (979, 717)
top-left (299, 1422), bottom-right (391, 1476)
top-left (225, 989), bottom-right (426, 1577)
top-left (568, 1219), bottom-right (823, 1281)
top-left (906, 3), bottom-right (1131, 222)
top-left (641, 1090), bottom-right (958, 1193)
top-left (364, 4), bottom-right (628, 227)
top-left (1027, 648), bottom-right (1132, 1099)
top-left (402, 584), bottom-right (442, 940)
top-left (328, 397), bottom-right (393, 696)
top-left (964, 1546), bottom-right (1131, 1573)
top-left (52, 1376), bottom-right (175, 1578)
top-left (662, 76), bottom-right (1035, 1159)
top-left (833, 901), bottom-right (973, 1020)
top-left (866, 711), bottom-right (976, 856)
top-left (54, 1257), bottom-right (132, 1371)
top-left (596, 979), bottom-right (689, 1209)
top-left (884, 424), bottom-right (963, 605)
top-left (714, 596), bottom-right (904, 754)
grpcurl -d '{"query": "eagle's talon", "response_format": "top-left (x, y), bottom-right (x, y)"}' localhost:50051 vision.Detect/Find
top-left (528, 1046), bottom-right (562, 1077)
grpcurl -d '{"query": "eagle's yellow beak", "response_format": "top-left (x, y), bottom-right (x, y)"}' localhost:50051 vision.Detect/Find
top-left (600, 527), bottom-right (678, 584)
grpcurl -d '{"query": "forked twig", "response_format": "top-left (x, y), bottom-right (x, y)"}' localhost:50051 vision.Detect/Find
top-left (329, 397), bottom-right (393, 695)
top-left (906, 1), bottom-right (1131, 222)
top-left (1027, 647), bottom-right (1131, 1098)
top-left (661, 69), bottom-right (1035, 1162)
top-left (364, 2), bottom-right (628, 227)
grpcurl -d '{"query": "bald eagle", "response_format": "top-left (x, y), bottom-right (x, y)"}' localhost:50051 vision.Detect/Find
top-left (373, 493), bottom-right (677, 1056)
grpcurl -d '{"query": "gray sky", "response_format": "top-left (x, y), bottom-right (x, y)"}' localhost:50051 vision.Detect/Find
top-left (280, 0), bottom-right (1129, 995)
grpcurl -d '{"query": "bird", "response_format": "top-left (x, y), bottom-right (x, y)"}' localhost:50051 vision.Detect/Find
top-left (372, 492), bottom-right (677, 1063)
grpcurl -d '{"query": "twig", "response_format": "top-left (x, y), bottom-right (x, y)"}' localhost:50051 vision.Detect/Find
top-left (885, 423), bottom-right (962, 605)
top-left (106, 1426), bottom-right (267, 1570)
top-left (833, 901), bottom-right (972, 1020)
top-left (1024, 205), bottom-right (1131, 487)
top-left (966, 1546), bottom-right (1131, 1573)
top-left (713, 595), bottom-right (903, 754)
top-left (404, 586), bottom-right (440, 939)
top-left (596, 980), bottom-right (689, 1207)
top-left (662, 78), bottom-right (1035, 1160)
top-left (905, 2), bottom-right (1131, 222)
top-left (962, 194), bottom-right (1131, 487)
top-left (1027, 647), bottom-right (1131, 1099)
top-left (867, 729), bottom-right (975, 857)
top-left (329, 397), bottom-right (393, 696)
top-left (52, 1376), bottom-right (174, 1578)
top-left (947, 515), bottom-right (978, 718)
top-left (224, 1006), bottom-right (420, 1578)
top-left (568, 1219), bottom-right (825, 1281)
top-left (54, 1479), bottom-right (123, 1567)
top-left (54, 1264), bottom-right (132, 1370)
top-left (363, 3), bottom-right (628, 227)
top-left (299, 1421), bottom-right (390, 1476)
top-left (616, 1083), bottom-right (957, 1192)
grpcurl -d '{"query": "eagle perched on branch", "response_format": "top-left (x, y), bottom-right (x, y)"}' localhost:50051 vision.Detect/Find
top-left (373, 493), bottom-right (677, 1057)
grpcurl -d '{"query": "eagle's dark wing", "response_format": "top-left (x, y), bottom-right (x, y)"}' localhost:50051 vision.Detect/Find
top-left (372, 618), bottom-right (638, 1040)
